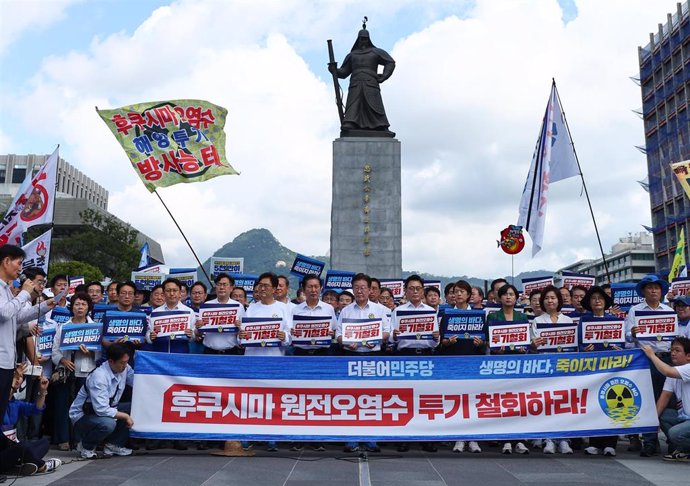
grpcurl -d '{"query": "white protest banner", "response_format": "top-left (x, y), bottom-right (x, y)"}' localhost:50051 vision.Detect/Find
top-left (561, 271), bottom-right (595, 290)
top-left (198, 303), bottom-right (241, 333)
top-left (210, 257), bottom-right (243, 278)
top-left (132, 272), bottom-right (166, 291)
top-left (67, 276), bottom-right (84, 297)
top-left (21, 229), bottom-right (51, 273)
top-left (341, 318), bottom-right (383, 347)
top-left (522, 276), bottom-right (554, 294)
top-left (579, 316), bottom-right (625, 351)
top-left (291, 315), bottom-right (333, 347)
top-left (487, 321), bottom-right (531, 350)
top-left (240, 317), bottom-right (282, 347)
top-left (395, 310), bottom-right (437, 340)
top-left (670, 277), bottom-right (690, 297)
top-left (380, 279), bottom-right (404, 299)
top-left (131, 350), bottom-right (657, 441)
top-left (534, 321), bottom-right (578, 353)
top-left (150, 310), bottom-right (192, 338)
top-left (634, 311), bottom-right (678, 342)
top-left (167, 270), bottom-right (197, 289)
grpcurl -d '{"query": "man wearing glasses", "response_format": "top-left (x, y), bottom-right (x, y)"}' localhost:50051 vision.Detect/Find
top-left (197, 273), bottom-right (245, 355)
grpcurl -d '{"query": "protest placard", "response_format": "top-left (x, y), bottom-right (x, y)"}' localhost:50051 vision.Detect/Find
top-left (210, 257), bottom-right (243, 277)
top-left (240, 317), bottom-right (282, 347)
top-left (198, 303), bottom-right (241, 333)
top-left (634, 311), bottom-right (678, 342)
top-left (59, 323), bottom-right (102, 351)
top-left (441, 309), bottom-right (486, 340)
top-left (534, 321), bottom-right (578, 352)
top-left (150, 310), bottom-right (192, 338)
top-left (291, 315), bottom-right (332, 347)
top-left (395, 310), bottom-right (436, 340)
top-left (341, 318), bottom-right (383, 347)
top-left (290, 254), bottom-right (325, 278)
top-left (103, 311), bottom-right (148, 342)
top-left (579, 316), bottom-right (625, 351)
top-left (487, 321), bottom-right (531, 350)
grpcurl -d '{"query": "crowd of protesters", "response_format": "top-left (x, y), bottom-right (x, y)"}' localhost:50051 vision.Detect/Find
top-left (2, 244), bottom-right (690, 476)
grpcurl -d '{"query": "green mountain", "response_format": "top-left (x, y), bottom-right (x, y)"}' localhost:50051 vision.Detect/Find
top-left (198, 228), bottom-right (553, 295)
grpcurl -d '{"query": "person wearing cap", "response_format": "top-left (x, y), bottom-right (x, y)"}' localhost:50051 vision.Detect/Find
top-left (580, 286), bottom-right (620, 456)
top-left (672, 295), bottom-right (690, 338)
top-left (624, 274), bottom-right (674, 457)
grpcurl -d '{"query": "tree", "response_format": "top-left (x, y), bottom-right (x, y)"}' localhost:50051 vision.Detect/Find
top-left (52, 209), bottom-right (140, 280)
top-left (49, 261), bottom-right (103, 284)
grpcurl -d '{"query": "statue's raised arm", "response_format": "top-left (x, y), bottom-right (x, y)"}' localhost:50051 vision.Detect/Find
top-left (327, 19), bottom-right (396, 138)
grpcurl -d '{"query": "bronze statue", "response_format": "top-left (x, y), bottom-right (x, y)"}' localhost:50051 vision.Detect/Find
top-left (328, 18), bottom-right (396, 137)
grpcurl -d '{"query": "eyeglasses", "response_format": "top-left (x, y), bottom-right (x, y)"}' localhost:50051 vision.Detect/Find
top-left (119, 291), bottom-right (134, 297)
top-left (191, 291), bottom-right (205, 296)
top-left (256, 283), bottom-right (273, 289)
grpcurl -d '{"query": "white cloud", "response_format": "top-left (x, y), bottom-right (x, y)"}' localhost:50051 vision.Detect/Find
top-left (0, 0), bottom-right (83, 55)
top-left (1, 0), bottom-right (679, 278)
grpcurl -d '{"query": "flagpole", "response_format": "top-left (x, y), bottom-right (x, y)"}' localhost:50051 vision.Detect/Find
top-left (552, 79), bottom-right (611, 283)
top-left (153, 189), bottom-right (211, 282)
top-left (47, 145), bottom-right (59, 275)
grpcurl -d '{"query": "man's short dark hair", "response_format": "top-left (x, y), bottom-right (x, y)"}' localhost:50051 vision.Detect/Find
top-left (231, 287), bottom-right (246, 299)
top-left (322, 289), bottom-right (338, 300)
top-left (571, 285), bottom-right (587, 295)
top-left (352, 273), bottom-right (371, 287)
top-left (601, 283), bottom-right (611, 291)
top-left (490, 278), bottom-right (508, 292)
top-left (444, 282), bottom-right (455, 297)
top-left (339, 290), bottom-right (354, 301)
top-left (425, 286), bottom-right (441, 298)
top-left (107, 343), bottom-right (130, 362)
top-left (179, 282), bottom-right (189, 291)
top-left (117, 281), bottom-right (137, 295)
top-left (370, 277), bottom-right (381, 288)
top-left (301, 274), bottom-right (321, 289)
top-left (162, 278), bottom-right (182, 289)
top-left (107, 281), bottom-right (119, 292)
top-left (529, 289), bottom-right (542, 299)
top-left (214, 273), bottom-right (235, 286)
top-left (404, 274), bottom-right (424, 289)
top-left (191, 281), bottom-right (208, 293)
top-left (87, 281), bottom-right (104, 293)
top-left (50, 274), bottom-right (68, 288)
top-left (472, 286), bottom-right (484, 299)
top-left (0, 245), bottom-right (25, 262)
top-left (671, 336), bottom-right (690, 354)
top-left (277, 275), bottom-right (290, 287)
top-left (257, 272), bottom-right (278, 287)
top-left (74, 284), bottom-right (88, 294)
top-left (23, 267), bottom-right (46, 279)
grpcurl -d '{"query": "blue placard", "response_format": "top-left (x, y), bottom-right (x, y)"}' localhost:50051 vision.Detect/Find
top-left (324, 270), bottom-right (355, 290)
top-left (230, 273), bottom-right (258, 293)
top-left (48, 307), bottom-right (71, 325)
top-left (59, 323), bottom-right (102, 351)
top-left (611, 283), bottom-right (644, 311)
top-left (37, 328), bottom-right (56, 357)
top-left (91, 304), bottom-right (118, 323)
top-left (103, 311), bottom-right (148, 342)
top-left (290, 254), bottom-right (325, 278)
top-left (441, 309), bottom-right (485, 340)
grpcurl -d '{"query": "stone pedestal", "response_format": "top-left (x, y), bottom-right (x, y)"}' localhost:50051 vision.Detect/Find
top-left (330, 137), bottom-right (402, 278)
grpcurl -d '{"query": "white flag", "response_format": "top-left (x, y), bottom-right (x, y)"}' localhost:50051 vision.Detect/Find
top-left (0, 147), bottom-right (58, 246)
top-left (517, 82), bottom-right (579, 256)
top-left (21, 229), bottom-right (51, 273)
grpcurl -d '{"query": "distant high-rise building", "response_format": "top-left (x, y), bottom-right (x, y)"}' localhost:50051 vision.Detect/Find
top-left (639, 1), bottom-right (690, 273)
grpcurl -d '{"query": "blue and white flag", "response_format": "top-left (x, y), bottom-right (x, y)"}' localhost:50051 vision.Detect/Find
top-left (517, 81), bottom-right (580, 256)
top-left (139, 242), bottom-right (150, 268)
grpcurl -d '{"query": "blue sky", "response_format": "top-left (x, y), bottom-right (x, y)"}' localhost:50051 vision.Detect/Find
top-left (0, 0), bottom-right (679, 279)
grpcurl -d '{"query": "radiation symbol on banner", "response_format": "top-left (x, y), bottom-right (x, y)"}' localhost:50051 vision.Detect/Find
top-left (598, 378), bottom-right (642, 427)
top-left (498, 225), bottom-right (525, 255)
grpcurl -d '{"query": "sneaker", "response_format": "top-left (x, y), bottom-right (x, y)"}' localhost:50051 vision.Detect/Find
top-left (502, 442), bottom-right (512, 454)
top-left (76, 442), bottom-right (97, 459)
top-left (603, 447), bottom-right (616, 457)
top-left (663, 450), bottom-right (689, 462)
top-left (558, 440), bottom-right (573, 454)
top-left (241, 442), bottom-right (253, 451)
top-left (19, 463), bottom-right (38, 476)
top-left (38, 458), bottom-right (62, 474)
top-left (468, 441), bottom-right (482, 453)
top-left (515, 442), bottom-right (530, 454)
top-left (312, 444), bottom-right (326, 452)
top-left (290, 443), bottom-right (304, 452)
top-left (103, 443), bottom-right (133, 457)
top-left (584, 446), bottom-right (600, 455)
top-left (453, 441), bottom-right (465, 453)
top-left (530, 439), bottom-right (543, 449)
top-left (344, 445), bottom-right (359, 453)
top-left (266, 443), bottom-right (278, 452)
top-left (543, 439), bottom-right (556, 454)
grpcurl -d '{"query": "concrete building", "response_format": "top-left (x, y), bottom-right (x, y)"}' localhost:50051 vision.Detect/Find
top-left (639, 1), bottom-right (690, 273)
top-left (555, 232), bottom-right (656, 285)
top-left (0, 153), bottom-right (164, 263)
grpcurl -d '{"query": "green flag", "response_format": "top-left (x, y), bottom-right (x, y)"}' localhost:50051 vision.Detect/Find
top-left (97, 99), bottom-right (238, 192)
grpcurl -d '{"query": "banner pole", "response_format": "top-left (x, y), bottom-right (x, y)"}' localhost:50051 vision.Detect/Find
top-left (153, 189), bottom-right (211, 283)
top-left (553, 79), bottom-right (611, 284)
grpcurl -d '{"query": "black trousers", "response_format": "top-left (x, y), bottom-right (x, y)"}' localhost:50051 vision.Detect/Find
top-left (0, 438), bottom-right (49, 472)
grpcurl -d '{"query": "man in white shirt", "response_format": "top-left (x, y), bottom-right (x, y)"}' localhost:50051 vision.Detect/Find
top-left (275, 276), bottom-right (296, 311)
top-left (625, 274), bottom-right (674, 456)
top-left (197, 273), bottom-right (245, 355)
top-left (642, 337), bottom-right (690, 462)
top-left (291, 275), bottom-right (336, 357)
top-left (336, 273), bottom-right (390, 453)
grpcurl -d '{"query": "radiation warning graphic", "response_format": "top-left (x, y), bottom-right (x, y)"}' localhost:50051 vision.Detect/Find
top-left (598, 378), bottom-right (642, 427)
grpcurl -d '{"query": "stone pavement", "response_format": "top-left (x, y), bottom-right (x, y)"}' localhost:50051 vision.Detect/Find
top-left (6, 441), bottom-right (687, 486)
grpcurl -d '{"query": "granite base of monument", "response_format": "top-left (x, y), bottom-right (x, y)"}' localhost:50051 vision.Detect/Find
top-left (330, 137), bottom-right (401, 278)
